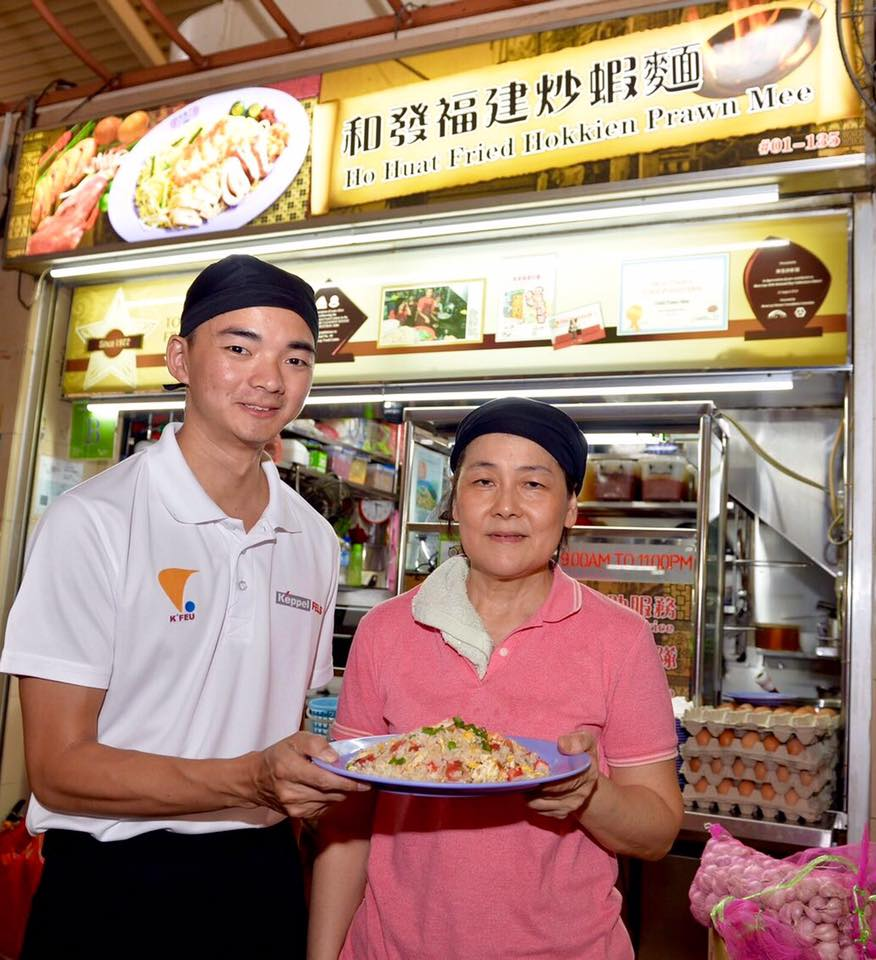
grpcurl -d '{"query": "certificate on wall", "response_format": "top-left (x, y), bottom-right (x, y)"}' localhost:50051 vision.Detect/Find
top-left (495, 255), bottom-right (557, 343)
top-left (619, 254), bottom-right (729, 336)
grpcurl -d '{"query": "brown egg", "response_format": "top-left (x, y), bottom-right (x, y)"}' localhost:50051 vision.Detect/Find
top-left (816, 707), bottom-right (837, 717)
top-left (799, 770), bottom-right (814, 786)
top-left (741, 731), bottom-right (760, 749)
top-left (93, 115), bottom-right (122, 146)
top-left (118, 110), bottom-right (150, 145)
top-left (695, 777), bottom-right (710, 793)
top-left (710, 758), bottom-right (724, 774)
top-left (732, 758), bottom-right (746, 778)
top-left (753, 706), bottom-right (773, 714)
top-left (761, 783), bottom-right (776, 801)
top-left (696, 729), bottom-right (712, 746)
top-left (763, 734), bottom-right (781, 752)
top-left (719, 702), bottom-right (734, 709)
top-left (738, 780), bottom-right (756, 796)
top-left (717, 778), bottom-right (733, 794)
top-left (793, 705), bottom-right (816, 716)
top-left (736, 703), bottom-right (754, 711)
top-left (786, 736), bottom-right (804, 755)
top-left (754, 761), bottom-right (768, 779)
top-left (785, 788), bottom-right (799, 806)
top-left (776, 765), bottom-right (791, 782)
top-left (689, 757), bottom-right (702, 772)
top-left (718, 730), bottom-right (735, 747)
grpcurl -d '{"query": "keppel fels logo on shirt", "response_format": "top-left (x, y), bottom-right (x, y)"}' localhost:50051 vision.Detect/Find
top-left (275, 590), bottom-right (323, 615)
top-left (158, 568), bottom-right (198, 623)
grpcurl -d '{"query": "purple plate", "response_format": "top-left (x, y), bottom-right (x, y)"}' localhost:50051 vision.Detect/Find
top-left (312, 734), bottom-right (590, 796)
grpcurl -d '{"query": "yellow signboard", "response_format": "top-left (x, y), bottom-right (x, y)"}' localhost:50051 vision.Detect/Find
top-left (312, 0), bottom-right (861, 212)
top-left (62, 212), bottom-right (848, 396)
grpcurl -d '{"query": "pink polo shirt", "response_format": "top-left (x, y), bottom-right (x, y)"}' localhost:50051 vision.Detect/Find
top-left (333, 567), bottom-right (677, 960)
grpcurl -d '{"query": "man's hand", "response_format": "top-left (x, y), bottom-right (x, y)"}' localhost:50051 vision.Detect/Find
top-left (253, 732), bottom-right (369, 820)
top-left (526, 730), bottom-right (599, 820)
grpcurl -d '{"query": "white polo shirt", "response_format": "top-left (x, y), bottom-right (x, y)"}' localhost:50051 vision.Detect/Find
top-left (1, 424), bottom-right (337, 840)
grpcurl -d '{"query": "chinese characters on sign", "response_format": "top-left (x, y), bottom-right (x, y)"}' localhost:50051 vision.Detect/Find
top-left (318, 0), bottom-right (858, 211)
top-left (341, 46), bottom-right (704, 162)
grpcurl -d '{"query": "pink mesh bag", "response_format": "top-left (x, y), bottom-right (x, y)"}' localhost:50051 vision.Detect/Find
top-left (690, 824), bottom-right (876, 960)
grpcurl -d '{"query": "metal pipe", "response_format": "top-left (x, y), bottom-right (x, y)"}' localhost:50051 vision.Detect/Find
top-left (846, 194), bottom-right (872, 843)
top-left (692, 414), bottom-right (713, 706)
top-left (396, 420), bottom-right (418, 594)
top-left (29, 0), bottom-right (115, 82)
top-left (386, 0), bottom-right (414, 25)
top-left (0, 276), bottom-right (58, 776)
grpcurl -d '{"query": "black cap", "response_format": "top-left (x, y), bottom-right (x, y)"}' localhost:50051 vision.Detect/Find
top-left (450, 397), bottom-right (588, 490)
top-left (165, 255), bottom-right (320, 390)
top-left (179, 254), bottom-right (319, 341)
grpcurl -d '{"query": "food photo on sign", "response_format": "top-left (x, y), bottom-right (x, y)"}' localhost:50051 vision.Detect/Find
top-left (15, 83), bottom-right (313, 258)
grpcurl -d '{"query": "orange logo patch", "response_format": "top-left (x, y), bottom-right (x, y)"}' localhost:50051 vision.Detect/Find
top-left (158, 568), bottom-right (198, 613)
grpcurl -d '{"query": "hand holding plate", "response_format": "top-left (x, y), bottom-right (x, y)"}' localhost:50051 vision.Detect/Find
top-left (526, 730), bottom-right (599, 820)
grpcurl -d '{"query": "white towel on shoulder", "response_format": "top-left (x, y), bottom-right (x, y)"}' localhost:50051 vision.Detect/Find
top-left (411, 555), bottom-right (493, 679)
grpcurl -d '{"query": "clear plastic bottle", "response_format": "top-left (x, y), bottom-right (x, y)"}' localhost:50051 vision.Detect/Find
top-left (347, 543), bottom-right (364, 587)
top-left (338, 536), bottom-right (351, 585)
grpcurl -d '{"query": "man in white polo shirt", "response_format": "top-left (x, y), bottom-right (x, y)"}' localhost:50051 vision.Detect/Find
top-left (0, 255), bottom-right (366, 959)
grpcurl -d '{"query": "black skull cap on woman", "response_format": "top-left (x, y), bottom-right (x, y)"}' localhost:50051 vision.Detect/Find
top-left (449, 397), bottom-right (588, 490)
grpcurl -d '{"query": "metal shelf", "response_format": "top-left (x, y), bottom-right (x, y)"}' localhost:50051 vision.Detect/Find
top-left (578, 500), bottom-right (698, 517)
top-left (405, 521), bottom-right (697, 538)
top-left (756, 646), bottom-right (842, 661)
top-left (281, 424), bottom-right (397, 465)
top-left (681, 808), bottom-right (842, 848)
top-left (281, 464), bottom-right (398, 502)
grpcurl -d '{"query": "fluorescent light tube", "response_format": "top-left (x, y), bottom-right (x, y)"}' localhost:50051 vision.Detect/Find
top-left (303, 374), bottom-right (793, 405)
top-left (86, 400), bottom-right (185, 417)
top-left (49, 185), bottom-right (779, 280)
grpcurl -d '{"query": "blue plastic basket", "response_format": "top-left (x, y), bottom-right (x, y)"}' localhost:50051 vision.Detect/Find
top-left (306, 696), bottom-right (338, 737)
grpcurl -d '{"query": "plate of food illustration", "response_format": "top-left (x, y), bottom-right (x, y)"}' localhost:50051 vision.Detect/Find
top-left (108, 87), bottom-right (309, 242)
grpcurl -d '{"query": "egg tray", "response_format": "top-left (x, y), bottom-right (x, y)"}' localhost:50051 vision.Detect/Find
top-left (679, 759), bottom-right (833, 800)
top-left (682, 778), bottom-right (834, 824)
top-left (680, 734), bottom-right (837, 772)
top-left (682, 706), bottom-right (840, 746)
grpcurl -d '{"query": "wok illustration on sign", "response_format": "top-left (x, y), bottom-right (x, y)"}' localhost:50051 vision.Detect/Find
top-left (108, 87), bottom-right (309, 243)
top-left (697, 3), bottom-right (823, 98)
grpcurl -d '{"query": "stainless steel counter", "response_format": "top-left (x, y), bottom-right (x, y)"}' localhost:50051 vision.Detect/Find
top-left (681, 809), bottom-right (843, 848)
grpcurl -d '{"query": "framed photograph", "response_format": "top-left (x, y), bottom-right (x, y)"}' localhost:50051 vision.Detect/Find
top-left (378, 281), bottom-right (484, 348)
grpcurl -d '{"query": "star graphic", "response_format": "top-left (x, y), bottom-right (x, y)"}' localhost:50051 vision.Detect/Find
top-left (75, 288), bottom-right (160, 390)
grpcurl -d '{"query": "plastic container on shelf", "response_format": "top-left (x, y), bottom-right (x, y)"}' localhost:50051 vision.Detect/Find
top-left (346, 543), bottom-right (364, 587)
top-left (366, 462), bottom-right (395, 491)
top-left (639, 454), bottom-right (689, 501)
top-left (348, 458), bottom-right (369, 485)
top-left (328, 446), bottom-right (353, 480)
top-left (280, 438), bottom-right (309, 466)
top-left (594, 457), bottom-right (638, 501)
top-left (306, 443), bottom-right (328, 473)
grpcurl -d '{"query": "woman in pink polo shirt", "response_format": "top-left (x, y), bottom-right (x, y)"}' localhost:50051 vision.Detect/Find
top-left (309, 398), bottom-right (683, 960)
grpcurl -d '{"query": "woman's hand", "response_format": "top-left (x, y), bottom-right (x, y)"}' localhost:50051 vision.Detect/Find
top-left (526, 730), bottom-right (600, 820)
